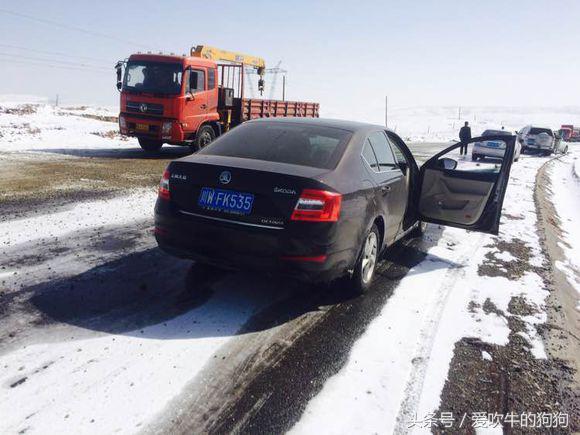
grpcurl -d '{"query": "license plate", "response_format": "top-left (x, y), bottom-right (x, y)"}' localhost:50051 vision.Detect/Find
top-left (486, 141), bottom-right (500, 148)
top-left (198, 187), bottom-right (254, 215)
top-left (135, 123), bottom-right (148, 132)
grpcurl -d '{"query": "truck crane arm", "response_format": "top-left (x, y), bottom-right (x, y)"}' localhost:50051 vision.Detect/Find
top-left (191, 45), bottom-right (266, 94)
top-left (191, 45), bottom-right (265, 70)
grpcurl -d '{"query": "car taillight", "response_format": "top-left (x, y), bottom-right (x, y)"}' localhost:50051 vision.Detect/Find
top-left (291, 189), bottom-right (342, 222)
top-left (159, 169), bottom-right (170, 200)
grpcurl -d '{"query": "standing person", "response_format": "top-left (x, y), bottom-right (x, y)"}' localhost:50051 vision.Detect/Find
top-left (459, 121), bottom-right (472, 155)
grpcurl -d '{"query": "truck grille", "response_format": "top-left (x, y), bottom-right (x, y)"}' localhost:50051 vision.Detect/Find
top-left (126, 101), bottom-right (164, 115)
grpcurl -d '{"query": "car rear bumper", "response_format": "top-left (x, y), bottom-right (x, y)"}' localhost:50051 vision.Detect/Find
top-left (473, 145), bottom-right (506, 158)
top-left (524, 143), bottom-right (553, 150)
top-left (154, 206), bottom-right (355, 283)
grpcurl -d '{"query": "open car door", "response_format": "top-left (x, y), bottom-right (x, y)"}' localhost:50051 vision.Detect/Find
top-left (416, 135), bottom-right (516, 235)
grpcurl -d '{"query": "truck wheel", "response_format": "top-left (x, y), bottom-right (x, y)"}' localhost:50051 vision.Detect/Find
top-left (194, 125), bottom-right (215, 151)
top-left (138, 138), bottom-right (163, 152)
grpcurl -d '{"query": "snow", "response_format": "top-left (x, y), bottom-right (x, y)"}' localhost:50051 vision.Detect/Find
top-left (0, 189), bottom-right (156, 245)
top-left (292, 154), bottom-right (551, 434)
top-left (548, 145), bottom-right (580, 307)
top-left (327, 105), bottom-right (580, 143)
top-left (481, 351), bottom-right (492, 361)
top-left (493, 251), bottom-right (516, 262)
top-left (0, 282), bottom-right (278, 434)
top-left (0, 101), bottom-right (136, 153)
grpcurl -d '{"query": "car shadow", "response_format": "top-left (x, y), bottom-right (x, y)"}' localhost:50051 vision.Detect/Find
top-left (28, 224), bottom-right (454, 343)
top-left (31, 146), bottom-right (192, 160)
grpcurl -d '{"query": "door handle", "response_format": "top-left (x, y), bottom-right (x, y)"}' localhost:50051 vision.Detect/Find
top-left (200, 104), bottom-right (207, 109)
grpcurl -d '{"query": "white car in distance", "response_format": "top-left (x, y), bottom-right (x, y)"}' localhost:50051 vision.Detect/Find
top-left (472, 129), bottom-right (521, 162)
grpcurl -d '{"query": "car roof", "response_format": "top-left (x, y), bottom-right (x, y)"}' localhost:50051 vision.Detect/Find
top-left (247, 117), bottom-right (390, 133)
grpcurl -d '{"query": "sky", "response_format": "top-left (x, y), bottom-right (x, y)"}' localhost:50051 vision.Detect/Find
top-left (1, 0), bottom-right (580, 123)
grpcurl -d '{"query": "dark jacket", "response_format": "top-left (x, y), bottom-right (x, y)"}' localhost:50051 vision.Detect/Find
top-left (459, 125), bottom-right (471, 142)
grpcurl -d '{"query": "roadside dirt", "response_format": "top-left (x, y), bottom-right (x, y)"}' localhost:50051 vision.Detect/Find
top-left (0, 149), bottom-right (188, 219)
top-left (434, 157), bottom-right (579, 433)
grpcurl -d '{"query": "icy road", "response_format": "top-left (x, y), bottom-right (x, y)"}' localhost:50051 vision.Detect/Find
top-left (0, 104), bottom-right (578, 434)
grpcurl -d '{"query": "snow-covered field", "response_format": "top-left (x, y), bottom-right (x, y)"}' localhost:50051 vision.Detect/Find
top-left (325, 105), bottom-right (580, 143)
top-left (0, 99), bottom-right (134, 153)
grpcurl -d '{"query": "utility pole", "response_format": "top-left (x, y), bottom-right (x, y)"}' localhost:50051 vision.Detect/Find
top-left (282, 75), bottom-right (286, 101)
top-left (385, 96), bottom-right (388, 127)
top-left (458, 106), bottom-right (461, 120)
top-left (55, 94), bottom-right (59, 107)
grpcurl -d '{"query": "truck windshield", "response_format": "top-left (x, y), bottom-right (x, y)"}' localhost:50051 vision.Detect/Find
top-left (123, 61), bottom-right (183, 95)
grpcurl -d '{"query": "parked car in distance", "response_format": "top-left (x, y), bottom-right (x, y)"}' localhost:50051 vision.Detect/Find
top-left (472, 129), bottom-right (521, 162)
top-left (517, 125), bottom-right (555, 155)
top-left (154, 118), bottom-right (515, 294)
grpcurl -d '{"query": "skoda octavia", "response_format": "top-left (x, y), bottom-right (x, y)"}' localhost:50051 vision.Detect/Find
top-left (155, 118), bottom-right (515, 293)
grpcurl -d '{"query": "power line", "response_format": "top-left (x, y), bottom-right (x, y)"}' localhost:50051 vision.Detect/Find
top-left (2, 58), bottom-right (110, 75)
top-left (0, 8), bottom-right (152, 49)
top-left (0, 43), bottom-right (111, 63)
top-left (0, 52), bottom-right (110, 70)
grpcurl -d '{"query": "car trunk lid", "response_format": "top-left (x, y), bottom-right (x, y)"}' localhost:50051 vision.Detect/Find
top-left (167, 154), bottom-right (331, 229)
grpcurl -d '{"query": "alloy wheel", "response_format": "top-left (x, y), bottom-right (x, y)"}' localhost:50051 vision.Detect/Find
top-left (361, 232), bottom-right (378, 284)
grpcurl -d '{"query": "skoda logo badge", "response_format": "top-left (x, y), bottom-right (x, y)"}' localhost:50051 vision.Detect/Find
top-left (219, 171), bottom-right (231, 185)
top-left (139, 103), bottom-right (148, 113)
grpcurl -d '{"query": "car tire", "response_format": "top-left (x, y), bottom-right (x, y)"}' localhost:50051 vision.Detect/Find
top-left (138, 138), bottom-right (163, 152)
top-left (193, 125), bottom-right (216, 151)
top-left (350, 224), bottom-right (380, 295)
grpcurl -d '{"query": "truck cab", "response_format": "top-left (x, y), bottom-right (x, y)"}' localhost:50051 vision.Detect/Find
top-left (118, 54), bottom-right (220, 151)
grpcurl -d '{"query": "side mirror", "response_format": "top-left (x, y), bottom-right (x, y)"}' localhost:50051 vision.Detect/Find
top-left (437, 157), bottom-right (458, 170)
top-left (116, 82), bottom-right (122, 91)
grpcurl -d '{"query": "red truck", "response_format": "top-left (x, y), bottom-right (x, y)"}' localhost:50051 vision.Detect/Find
top-left (116, 45), bottom-right (319, 151)
top-left (560, 125), bottom-right (580, 142)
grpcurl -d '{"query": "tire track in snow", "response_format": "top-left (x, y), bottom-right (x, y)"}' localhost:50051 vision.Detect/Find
top-left (392, 233), bottom-right (486, 434)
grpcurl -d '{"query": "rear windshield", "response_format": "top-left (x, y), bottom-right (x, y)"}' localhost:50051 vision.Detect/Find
top-left (529, 128), bottom-right (553, 136)
top-left (482, 129), bottom-right (511, 136)
top-left (199, 122), bottom-right (352, 169)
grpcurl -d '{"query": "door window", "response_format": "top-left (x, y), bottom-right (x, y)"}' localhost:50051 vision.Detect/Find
top-left (368, 131), bottom-right (396, 171)
top-left (189, 69), bottom-right (205, 93)
top-left (362, 139), bottom-right (380, 172)
top-left (208, 68), bottom-right (216, 89)
top-left (389, 141), bottom-right (407, 166)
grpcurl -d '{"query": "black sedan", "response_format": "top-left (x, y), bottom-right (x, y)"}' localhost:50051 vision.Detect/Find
top-left (154, 118), bottom-right (515, 293)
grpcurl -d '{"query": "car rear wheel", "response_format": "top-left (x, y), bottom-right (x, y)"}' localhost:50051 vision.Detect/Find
top-left (351, 224), bottom-right (379, 295)
top-left (138, 138), bottom-right (163, 152)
